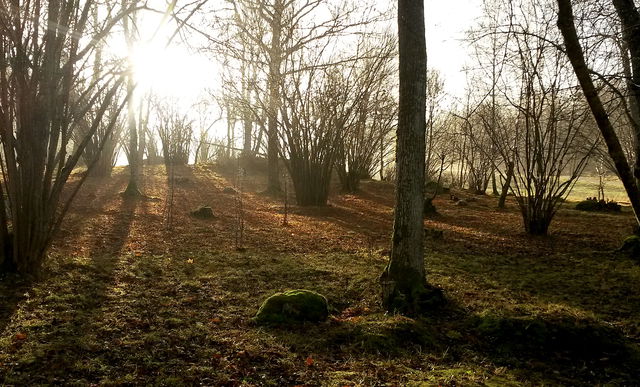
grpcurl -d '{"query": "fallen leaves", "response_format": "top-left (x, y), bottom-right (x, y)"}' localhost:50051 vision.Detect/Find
top-left (14, 332), bottom-right (27, 341)
top-left (305, 356), bottom-right (314, 367)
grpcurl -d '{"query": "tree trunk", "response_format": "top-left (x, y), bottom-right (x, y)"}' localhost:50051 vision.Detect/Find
top-left (123, 9), bottom-right (142, 197)
top-left (498, 161), bottom-right (514, 209)
top-left (243, 115), bottom-right (252, 159)
top-left (289, 159), bottom-right (332, 206)
top-left (491, 169), bottom-right (499, 196)
top-left (123, 75), bottom-right (141, 196)
top-left (381, 0), bottom-right (440, 314)
top-left (226, 107), bottom-right (234, 159)
top-left (241, 63), bottom-right (254, 159)
top-left (0, 182), bottom-right (12, 272)
top-left (612, 0), bottom-right (640, 189)
top-left (379, 136), bottom-right (385, 180)
top-left (266, 2), bottom-right (283, 194)
top-left (557, 0), bottom-right (640, 225)
top-left (338, 169), bottom-right (361, 193)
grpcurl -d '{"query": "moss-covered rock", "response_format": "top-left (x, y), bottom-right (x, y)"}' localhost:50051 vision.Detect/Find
top-left (617, 235), bottom-right (640, 260)
top-left (254, 289), bottom-right (329, 325)
top-left (190, 206), bottom-right (214, 219)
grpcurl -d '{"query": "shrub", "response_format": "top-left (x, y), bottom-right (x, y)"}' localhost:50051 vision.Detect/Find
top-left (575, 197), bottom-right (621, 212)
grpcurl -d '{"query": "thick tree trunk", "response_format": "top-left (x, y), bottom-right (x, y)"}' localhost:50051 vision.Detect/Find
top-left (613, 0), bottom-right (640, 187)
top-left (557, 0), bottom-right (640, 225)
top-left (123, 11), bottom-right (142, 198)
top-left (381, 0), bottom-right (440, 314)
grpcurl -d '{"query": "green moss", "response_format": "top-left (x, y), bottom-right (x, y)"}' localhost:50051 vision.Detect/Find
top-left (254, 289), bottom-right (329, 325)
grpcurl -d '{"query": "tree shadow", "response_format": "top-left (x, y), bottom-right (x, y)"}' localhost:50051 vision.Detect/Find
top-left (0, 274), bottom-right (33, 334)
top-left (0, 194), bottom-right (138, 384)
top-left (259, 293), bottom-right (640, 385)
top-left (0, 175), bottom-right (129, 335)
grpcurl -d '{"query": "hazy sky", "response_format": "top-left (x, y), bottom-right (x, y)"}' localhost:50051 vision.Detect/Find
top-left (127, 0), bottom-right (482, 103)
top-left (111, 0), bottom-right (483, 141)
top-left (424, 0), bottom-right (482, 99)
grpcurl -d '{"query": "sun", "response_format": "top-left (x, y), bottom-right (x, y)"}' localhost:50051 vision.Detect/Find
top-left (130, 40), bottom-right (211, 102)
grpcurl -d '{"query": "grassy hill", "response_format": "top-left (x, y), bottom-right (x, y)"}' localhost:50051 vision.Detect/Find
top-left (0, 164), bottom-right (638, 386)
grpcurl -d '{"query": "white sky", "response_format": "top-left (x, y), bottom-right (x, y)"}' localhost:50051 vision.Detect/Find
top-left (122, 0), bottom-right (482, 106)
top-left (425, 0), bottom-right (482, 99)
top-left (105, 0), bottom-right (482, 149)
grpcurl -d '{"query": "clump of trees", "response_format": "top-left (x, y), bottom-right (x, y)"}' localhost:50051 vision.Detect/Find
top-left (156, 102), bottom-right (193, 167)
top-left (426, 0), bottom-right (598, 235)
top-left (0, 1), bottom-right (134, 275)
top-left (216, 0), bottom-right (396, 205)
top-left (333, 36), bottom-right (397, 193)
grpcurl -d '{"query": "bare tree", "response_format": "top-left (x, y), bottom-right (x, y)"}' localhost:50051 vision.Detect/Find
top-left (156, 102), bottom-right (193, 167)
top-left (74, 8), bottom-right (124, 177)
top-left (122, 0), bottom-right (144, 197)
top-left (557, 0), bottom-right (640, 226)
top-left (334, 33), bottom-right (398, 192)
top-left (467, 0), bottom-right (516, 202)
top-left (279, 65), bottom-right (341, 206)
top-left (504, 2), bottom-right (595, 234)
top-left (0, 1), bottom-right (134, 274)
top-left (226, 0), bottom-right (374, 194)
top-left (425, 70), bottom-right (451, 182)
top-left (456, 95), bottom-right (498, 195)
top-left (75, 97), bottom-right (125, 177)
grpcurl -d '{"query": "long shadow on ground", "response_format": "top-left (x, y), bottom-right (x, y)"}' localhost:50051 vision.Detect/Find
top-left (0, 193), bottom-right (137, 384)
top-left (261, 295), bottom-right (640, 386)
top-left (0, 175), bottom-right (127, 335)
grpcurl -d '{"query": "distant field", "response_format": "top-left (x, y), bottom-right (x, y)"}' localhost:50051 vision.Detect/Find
top-left (567, 174), bottom-right (628, 204)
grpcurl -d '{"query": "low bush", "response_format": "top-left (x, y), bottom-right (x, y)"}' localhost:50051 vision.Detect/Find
top-left (575, 197), bottom-right (621, 212)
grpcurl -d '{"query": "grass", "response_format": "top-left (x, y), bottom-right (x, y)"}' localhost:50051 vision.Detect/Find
top-left (566, 174), bottom-right (627, 203)
top-left (0, 165), bottom-right (639, 385)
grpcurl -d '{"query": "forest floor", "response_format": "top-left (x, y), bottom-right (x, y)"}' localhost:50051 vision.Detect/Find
top-left (1, 163), bottom-right (639, 386)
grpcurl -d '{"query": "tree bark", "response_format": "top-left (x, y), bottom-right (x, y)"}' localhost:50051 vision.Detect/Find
top-left (241, 62), bottom-right (254, 159)
top-left (266, 1), bottom-right (283, 194)
top-left (123, 74), bottom-right (141, 196)
top-left (381, 0), bottom-right (439, 314)
top-left (612, 0), bottom-right (640, 187)
top-left (123, 8), bottom-right (142, 197)
top-left (498, 161), bottom-right (514, 209)
top-left (557, 0), bottom-right (640, 225)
